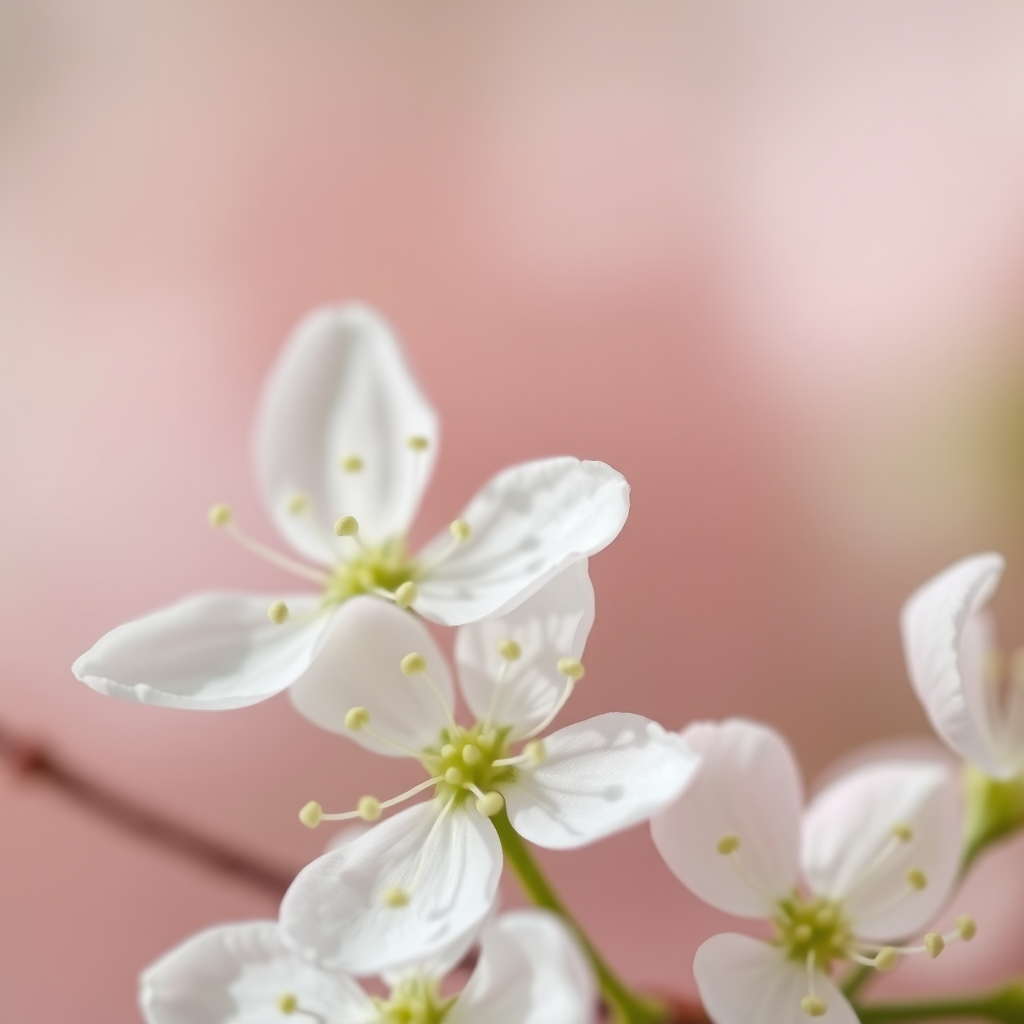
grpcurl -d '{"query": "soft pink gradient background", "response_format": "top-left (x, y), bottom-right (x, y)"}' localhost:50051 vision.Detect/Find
top-left (3, 3), bottom-right (1024, 1020)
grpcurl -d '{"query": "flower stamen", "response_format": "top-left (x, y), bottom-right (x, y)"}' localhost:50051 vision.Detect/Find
top-left (400, 653), bottom-right (456, 728)
top-left (276, 992), bottom-right (327, 1021)
top-left (297, 777), bottom-right (445, 829)
top-left (207, 505), bottom-right (331, 585)
top-left (344, 707), bottom-right (422, 757)
top-left (339, 454), bottom-right (364, 472)
top-left (418, 520), bottom-right (472, 574)
top-left (381, 795), bottom-right (456, 907)
top-left (521, 658), bottom-right (584, 740)
top-left (800, 952), bottom-right (827, 1017)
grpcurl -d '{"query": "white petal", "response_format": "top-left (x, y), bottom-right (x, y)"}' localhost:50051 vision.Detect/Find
top-left (255, 304), bottom-right (439, 561)
top-left (694, 934), bottom-right (859, 1024)
top-left (454, 561), bottom-right (595, 739)
top-left (72, 593), bottom-right (331, 710)
top-left (650, 719), bottom-right (802, 918)
top-left (279, 801), bottom-right (502, 975)
top-left (900, 553), bottom-right (1011, 777)
top-left (446, 911), bottom-right (594, 1024)
top-left (139, 921), bottom-right (374, 1024)
top-left (415, 458), bottom-right (629, 626)
top-left (801, 760), bottom-right (961, 941)
top-left (504, 713), bottom-right (698, 850)
top-left (289, 597), bottom-right (453, 757)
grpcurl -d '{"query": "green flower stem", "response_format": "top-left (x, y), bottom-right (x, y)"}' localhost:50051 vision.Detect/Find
top-left (961, 765), bottom-right (1024, 874)
top-left (491, 806), bottom-right (669, 1024)
top-left (857, 980), bottom-right (1024, 1024)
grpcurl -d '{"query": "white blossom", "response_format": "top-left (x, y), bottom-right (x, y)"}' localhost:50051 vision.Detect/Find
top-left (650, 719), bottom-right (969, 1024)
top-left (139, 910), bottom-right (593, 1024)
top-left (73, 304), bottom-right (629, 709)
top-left (278, 564), bottom-right (699, 974)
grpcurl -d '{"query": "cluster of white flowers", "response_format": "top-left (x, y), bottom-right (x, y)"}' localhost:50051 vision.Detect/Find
top-left (73, 305), bottom-right (1024, 1024)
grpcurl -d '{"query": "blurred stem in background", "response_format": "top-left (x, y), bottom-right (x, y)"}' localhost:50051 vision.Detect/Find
top-left (492, 806), bottom-right (670, 1024)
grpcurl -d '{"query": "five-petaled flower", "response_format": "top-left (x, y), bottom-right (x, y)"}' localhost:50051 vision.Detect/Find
top-left (276, 563), bottom-right (699, 974)
top-left (650, 719), bottom-right (972, 1024)
top-left (72, 304), bottom-right (630, 710)
top-left (139, 909), bottom-right (594, 1024)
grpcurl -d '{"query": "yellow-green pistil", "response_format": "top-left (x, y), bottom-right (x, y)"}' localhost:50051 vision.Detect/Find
top-left (772, 895), bottom-right (852, 969)
top-left (373, 975), bottom-right (455, 1024)
top-left (421, 722), bottom-right (518, 810)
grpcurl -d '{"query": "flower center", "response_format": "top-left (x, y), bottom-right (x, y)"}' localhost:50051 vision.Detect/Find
top-left (421, 723), bottom-right (518, 809)
top-left (372, 975), bottom-right (454, 1024)
top-left (772, 895), bottom-right (852, 971)
top-left (321, 535), bottom-right (418, 606)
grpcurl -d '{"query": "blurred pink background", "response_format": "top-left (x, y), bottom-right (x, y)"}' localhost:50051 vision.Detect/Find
top-left (3, 2), bottom-right (1024, 1020)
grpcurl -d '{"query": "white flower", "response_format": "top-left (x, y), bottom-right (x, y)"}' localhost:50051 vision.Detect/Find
top-left (650, 719), bottom-right (970, 1024)
top-left (278, 563), bottom-right (699, 974)
top-left (900, 552), bottom-right (1024, 779)
top-left (139, 909), bottom-right (594, 1024)
top-left (72, 304), bottom-right (630, 709)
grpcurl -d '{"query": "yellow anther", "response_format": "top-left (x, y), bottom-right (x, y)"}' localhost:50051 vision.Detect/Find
top-left (557, 657), bottom-right (585, 680)
top-left (815, 907), bottom-right (836, 928)
top-left (793, 925), bottom-right (813, 943)
top-left (956, 916), bottom-right (977, 941)
top-left (496, 638), bottom-right (522, 661)
top-left (340, 455), bottom-right (364, 472)
top-left (716, 835), bottom-right (740, 855)
top-left (286, 493), bottom-right (309, 516)
top-left (395, 581), bottom-right (418, 609)
top-left (345, 707), bottom-right (370, 731)
top-left (450, 519), bottom-right (472, 542)
top-left (924, 932), bottom-right (945, 958)
top-left (277, 992), bottom-right (299, 1014)
top-left (298, 801), bottom-right (322, 829)
top-left (800, 996), bottom-right (827, 1017)
top-left (891, 823), bottom-right (914, 843)
top-left (874, 947), bottom-right (899, 972)
top-left (477, 731), bottom-right (496, 752)
top-left (444, 767), bottom-right (464, 786)
top-left (407, 435), bottom-right (430, 451)
top-left (267, 600), bottom-right (289, 625)
top-left (208, 503), bottom-right (233, 528)
top-left (441, 743), bottom-right (457, 759)
top-left (462, 744), bottom-right (482, 766)
top-left (335, 515), bottom-right (359, 537)
top-left (524, 739), bottom-right (546, 765)
top-left (906, 868), bottom-right (928, 891)
top-left (401, 653), bottom-right (427, 675)
top-left (475, 791), bottom-right (505, 817)
top-left (357, 796), bottom-right (382, 822)
top-left (382, 887), bottom-right (409, 908)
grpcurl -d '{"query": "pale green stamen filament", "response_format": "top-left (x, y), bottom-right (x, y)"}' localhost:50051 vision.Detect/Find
top-left (484, 639), bottom-right (520, 730)
top-left (382, 795), bottom-right (457, 908)
top-left (298, 777), bottom-right (444, 829)
top-left (208, 505), bottom-right (331, 585)
top-left (418, 520), bottom-right (472, 575)
top-left (521, 658), bottom-right (584, 740)
top-left (401, 653), bottom-right (456, 728)
top-left (275, 992), bottom-right (326, 1022)
top-left (344, 707), bottom-right (422, 757)
top-left (800, 951), bottom-right (827, 1017)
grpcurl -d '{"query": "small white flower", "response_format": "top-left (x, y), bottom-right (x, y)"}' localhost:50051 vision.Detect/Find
top-left (901, 552), bottom-right (1024, 779)
top-left (650, 719), bottom-right (969, 1024)
top-left (278, 563), bottom-right (699, 974)
top-left (139, 910), bottom-right (594, 1024)
top-left (72, 304), bottom-right (630, 709)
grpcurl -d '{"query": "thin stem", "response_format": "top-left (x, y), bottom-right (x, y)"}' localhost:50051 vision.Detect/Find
top-left (857, 981), bottom-right (1024, 1024)
top-left (840, 962), bottom-right (874, 1000)
top-left (491, 806), bottom-right (668, 1024)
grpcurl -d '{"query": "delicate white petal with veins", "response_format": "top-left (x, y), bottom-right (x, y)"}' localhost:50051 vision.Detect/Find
top-left (694, 934), bottom-right (859, 1024)
top-left (651, 720), bottom-right (802, 918)
top-left (415, 459), bottom-right (629, 626)
top-left (446, 911), bottom-right (594, 1024)
top-left (900, 553), bottom-right (1010, 777)
top-left (289, 597), bottom-right (454, 756)
top-left (72, 593), bottom-right (331, 710)
top-left (256, 304), bottom-right (439, 560)
top-left (455, 561), bottom-right (595, 738)
top-left (503, 713), bottom-right (699, 850)
top-left (801, 760), bottom-right (961, 942)
top-left (139, 921), bottom-right (375, 1024)
top-left (279, 801), bottom-right (501, 975)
